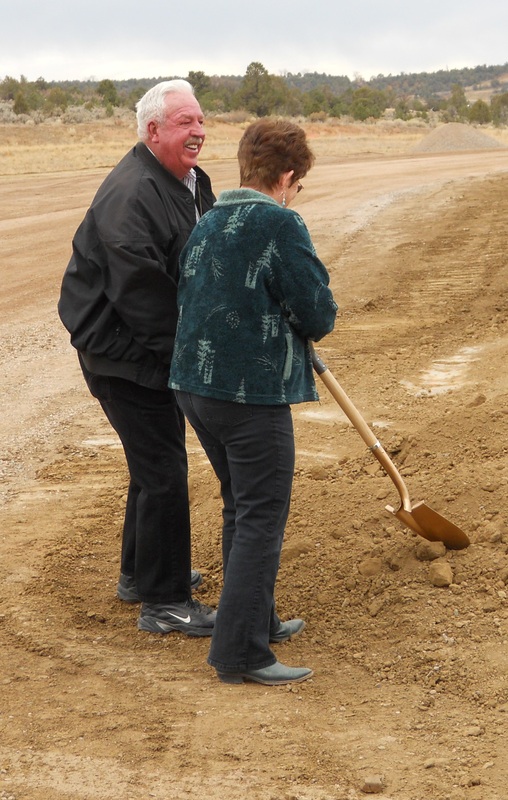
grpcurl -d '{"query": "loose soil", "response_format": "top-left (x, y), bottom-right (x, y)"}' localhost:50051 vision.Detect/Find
top-left (1, 121), bottom-right (508, 800)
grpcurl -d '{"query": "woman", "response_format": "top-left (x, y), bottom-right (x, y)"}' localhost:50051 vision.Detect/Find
top-left (170, 118), bottom-right (337, 685)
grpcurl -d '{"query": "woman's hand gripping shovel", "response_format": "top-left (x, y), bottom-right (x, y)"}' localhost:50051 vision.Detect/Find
top-left (310, 345), bottom-right (470, 550)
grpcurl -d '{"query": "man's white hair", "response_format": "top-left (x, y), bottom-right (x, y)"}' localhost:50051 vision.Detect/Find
top-left (136, 79), bottom-right (195, 139)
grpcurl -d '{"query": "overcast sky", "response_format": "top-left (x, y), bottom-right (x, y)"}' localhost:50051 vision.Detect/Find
top-left (2, 0), bottom-right (507, 83)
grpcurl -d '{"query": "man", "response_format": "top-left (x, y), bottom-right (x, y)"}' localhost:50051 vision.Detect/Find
top-left (58, 80), bottom-right (216, 637)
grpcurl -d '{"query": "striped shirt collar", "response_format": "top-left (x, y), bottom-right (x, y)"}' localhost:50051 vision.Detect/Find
top-left (183, 169), bottom-right (200, 221)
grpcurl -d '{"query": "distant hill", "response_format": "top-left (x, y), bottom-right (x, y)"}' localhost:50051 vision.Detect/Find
top-left (49, 63), bottom-right (508, 101)
top-left (366, 64), bottom-right (508, 102)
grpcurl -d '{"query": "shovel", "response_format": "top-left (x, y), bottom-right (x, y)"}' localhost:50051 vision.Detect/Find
top-left (310, 345), bottom-right (470, 550)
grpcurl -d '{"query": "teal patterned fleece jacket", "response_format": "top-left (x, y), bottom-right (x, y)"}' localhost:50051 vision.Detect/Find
top-left (169, 188), bottom-right (338, 405)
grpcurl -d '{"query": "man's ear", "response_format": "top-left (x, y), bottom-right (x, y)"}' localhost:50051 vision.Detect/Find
top-left (147, 120), bottom-right (159, 141)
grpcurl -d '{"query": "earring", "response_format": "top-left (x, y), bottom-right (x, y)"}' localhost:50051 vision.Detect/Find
top-left (281, 191), bottom-right (286, 208)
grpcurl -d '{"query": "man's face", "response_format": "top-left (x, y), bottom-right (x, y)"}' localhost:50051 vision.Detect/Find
top-left (147, 92), bottom-right (205, 179)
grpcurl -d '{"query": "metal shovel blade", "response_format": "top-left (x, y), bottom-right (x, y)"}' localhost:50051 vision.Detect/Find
top-left (387, 501), bottom-right (470, 549)
top-left (311, 345), bottom-right (470, 550)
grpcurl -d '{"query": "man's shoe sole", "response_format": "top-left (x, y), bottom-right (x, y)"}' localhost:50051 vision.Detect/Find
top-left (137, 616), bottom-right (214, 638)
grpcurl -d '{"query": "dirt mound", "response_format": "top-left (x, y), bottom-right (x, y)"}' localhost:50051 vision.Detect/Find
top-left (412, 122), bottom-right (505, 153)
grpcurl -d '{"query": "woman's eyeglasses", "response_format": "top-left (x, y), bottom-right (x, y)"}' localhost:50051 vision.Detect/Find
top-left (297, 183), bottom-right (303, 193)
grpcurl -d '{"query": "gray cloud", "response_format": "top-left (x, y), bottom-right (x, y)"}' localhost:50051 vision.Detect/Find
top-left (1, 0), bottom-right (507, 81)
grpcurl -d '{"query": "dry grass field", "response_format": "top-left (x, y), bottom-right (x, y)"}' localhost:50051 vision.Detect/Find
top-left (1, 118), bottom-right (508, 800)
top-left (5, 114), bottom-right (508, 175)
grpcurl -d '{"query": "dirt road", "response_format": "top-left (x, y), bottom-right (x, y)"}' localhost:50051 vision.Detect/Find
top-left (1, 126), bottom-right (508, 800)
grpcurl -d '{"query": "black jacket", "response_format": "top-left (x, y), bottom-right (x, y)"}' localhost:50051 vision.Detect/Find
top-left (58, 143), bottom-right (215, 389)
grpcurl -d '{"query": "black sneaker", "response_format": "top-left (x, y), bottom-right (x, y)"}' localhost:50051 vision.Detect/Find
top-left (137, 598), bottom-right (216, 637)
top-left (117, 570), bottom-right (203, 602)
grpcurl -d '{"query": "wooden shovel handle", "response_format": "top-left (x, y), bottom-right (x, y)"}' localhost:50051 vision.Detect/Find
top-left (310, 345), bottom-right (412, 512)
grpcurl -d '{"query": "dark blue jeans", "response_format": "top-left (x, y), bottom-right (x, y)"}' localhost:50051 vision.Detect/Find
top-left (81, 361), bottom-right (192, 603)
top-left (176, 392), bottom-right (295, 673)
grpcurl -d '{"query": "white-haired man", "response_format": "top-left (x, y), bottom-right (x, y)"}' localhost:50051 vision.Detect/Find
top-left (58, 80), bottom-right (216, 636)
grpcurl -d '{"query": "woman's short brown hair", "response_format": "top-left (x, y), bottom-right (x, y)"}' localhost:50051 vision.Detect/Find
top-left (238, 118), bottom-right (315, 190)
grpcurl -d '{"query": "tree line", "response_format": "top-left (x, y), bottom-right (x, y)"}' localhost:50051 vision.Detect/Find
top-left (2, 61), bottom-right (508, 125)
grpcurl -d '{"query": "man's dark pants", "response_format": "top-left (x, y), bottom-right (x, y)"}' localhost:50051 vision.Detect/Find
top-left (80, 360), bottom-right (192, 603)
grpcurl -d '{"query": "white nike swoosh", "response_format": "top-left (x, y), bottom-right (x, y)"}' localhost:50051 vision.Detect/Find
top-left (167, 613), bottom-right (192, 623)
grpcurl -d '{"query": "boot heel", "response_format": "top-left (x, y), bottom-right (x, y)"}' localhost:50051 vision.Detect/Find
top-left (217, 672), bottom-right (244, 684)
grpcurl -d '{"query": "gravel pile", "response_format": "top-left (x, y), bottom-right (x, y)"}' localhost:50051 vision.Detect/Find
top-left (412, 122), bottom-right (505, 153)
